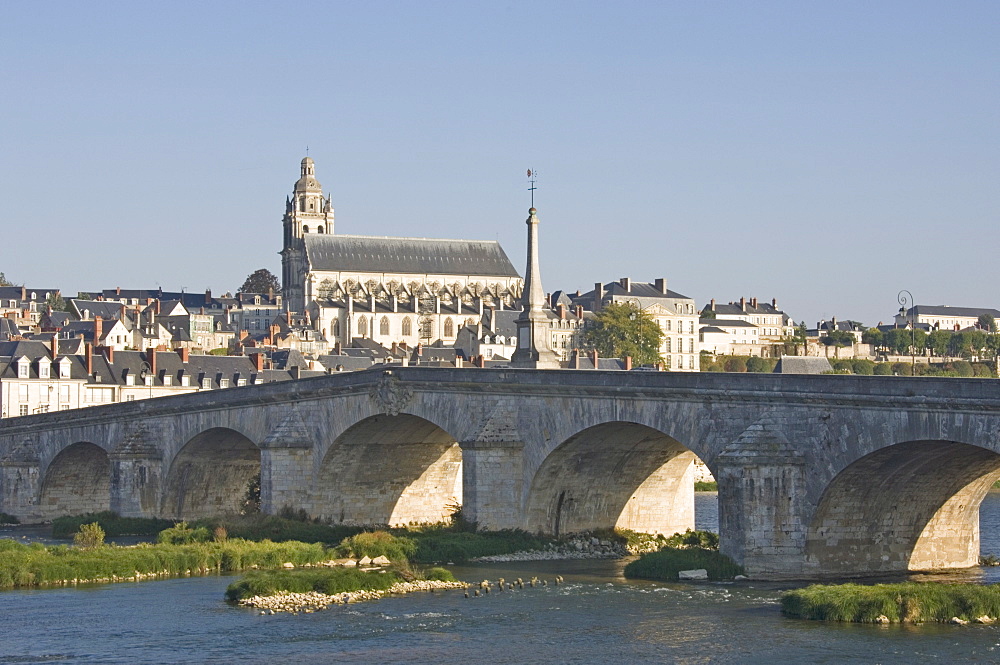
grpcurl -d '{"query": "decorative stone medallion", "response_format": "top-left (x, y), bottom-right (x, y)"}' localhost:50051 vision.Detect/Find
top-left (369, 371), bottom-right (414, 416)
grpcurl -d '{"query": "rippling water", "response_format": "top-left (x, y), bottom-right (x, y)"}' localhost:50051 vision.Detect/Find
top-left (3, 492), bottom-right (1000, 664)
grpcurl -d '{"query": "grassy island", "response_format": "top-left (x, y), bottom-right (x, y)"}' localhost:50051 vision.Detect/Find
top-left (781, 583), bottom-right (1000, 623)
top-left (624, 547), bottom-right (743, 581)
top-left (0, 537), bottom-right (330, 589)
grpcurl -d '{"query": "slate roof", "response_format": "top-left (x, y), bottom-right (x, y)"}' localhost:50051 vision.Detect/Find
top-left (71, 300), bottom-right (125, 320)
top-left (575, 280), bottom-right (693, 305)
top-left (700, 318), bottom-right (757, 328)
top-left (304, 234), bottom-right (521, 278)
top-left (772, 356), bottom-right (833, 374)
top-left (906, 305), bottom-right (1000, 319)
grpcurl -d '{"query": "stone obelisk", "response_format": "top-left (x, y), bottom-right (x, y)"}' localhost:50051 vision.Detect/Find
top-left (510, 207), bottom-right (561, 369)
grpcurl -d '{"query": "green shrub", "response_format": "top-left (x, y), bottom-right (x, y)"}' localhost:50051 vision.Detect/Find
top-left (873, 363), bottom-right (893, 375)
top-left (0, 513), bottom-right (20, 525)
top-left (851, 359), bottom-right (875, 375)
top-left (157, 522), bottom-right (212, 545)
top-left (831, 360), bottom-right (854, 374)
top-left (423, 566), bottom-right (457, 582)
top-left (336, 531), bottom-right (417, 563)
top-left (781, 582), bottom-right (1000, 623)
top-left (624, 546), bottom-right (742, 581)
top-left (73, 522), bottom-right (105, 549)
top-left (662, 529), bottom-right (719, 550)
top-left (745, 357), bottom-right (770, 373)
top-left (694, 481), bottom-right (718, 492)
top-left (724, 356), bottom-right (747, 373)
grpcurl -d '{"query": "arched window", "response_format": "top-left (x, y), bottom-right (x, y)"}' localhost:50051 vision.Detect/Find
top-left (302, 225), bottom-right (310, 234)
top-left (317, 225), bottom-right (324, 234)
top-left (332, 320), bottom-right (340, 338)
top-left (380, 316), bottom-right (390, 336)
top-left (358, 315), bottom-right (368, 338)
top-left (299, 198), bottom-right (305, 212)
top-left (402, 317), bottom-right (412, 336)
top-left (444, 318), bottom-right (454, 337)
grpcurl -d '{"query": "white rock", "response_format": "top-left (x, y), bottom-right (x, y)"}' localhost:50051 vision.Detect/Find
top-left (372, 555), bottom-right (390, 566)
top-left (950, 616), bottom-right (969, 625)
top-left (874, 614), bottom-right (890, 624)
top-left (282, 562), bottom-right (295, 569)
top-left (678, 569), bottom-right (709, 580)
top-left (358, 556), bottom-right (372, 565)
top-left (734, 575), bottom-right (748, 581)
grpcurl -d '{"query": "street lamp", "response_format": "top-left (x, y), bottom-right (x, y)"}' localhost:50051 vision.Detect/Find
top-left (898, 290), bottom-right (915, 376)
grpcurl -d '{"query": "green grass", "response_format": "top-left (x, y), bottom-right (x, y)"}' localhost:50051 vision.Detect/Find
top-left (623, 547), bottom-right (743, 581)
top-left (224, 567), bottom-right (406, 602)
top-left (192, 514), bottom-right (364, 545)
top-left (51, 512), bottom-right (174, 539)
top-left (694, 481), bottom-right (718, 492)
top-left (781, 582), bottom-right (1000, 623)
top-left (0, 537), bottom-right (330, 590)
top-left (400, 527), bottom-right (554, 564)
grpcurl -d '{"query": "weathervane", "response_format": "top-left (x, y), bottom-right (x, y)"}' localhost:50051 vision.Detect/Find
top-left (527, 169), bottom-right (538, 207)
top-left (305, 145), bottom-right (310, 156)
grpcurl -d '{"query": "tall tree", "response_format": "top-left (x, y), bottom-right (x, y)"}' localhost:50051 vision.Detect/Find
top-left (0, 272), bottom-right (12, 287)
top-left (584, 302), bottom-right (664, 365)
top-left (979, 313), bottom-right (997, 333)
top-left (240, 269), bottom-right (280, 295)
top-left (44, 293), bottom-right (68, 312)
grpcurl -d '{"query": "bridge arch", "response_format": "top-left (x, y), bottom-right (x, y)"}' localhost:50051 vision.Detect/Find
top-left (313, 413), bottom-right (462, 526)
top-left (39, 442), bottom-right (111, 519)
top-left (162, 427), bottom-right (261, 519)
top-left (805, 439), bottom-right (1000, 575)
top-left (525, 421), bottom-right (697, 536)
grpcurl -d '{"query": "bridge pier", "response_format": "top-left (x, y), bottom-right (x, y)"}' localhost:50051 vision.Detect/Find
top-left (459, 440), bottom-right (525, 530)
top-left (260, 447), bottom-right (312, 516)
top-left (0, 460), bottom-right (41, 522)
top-left (109, 451), bottom-right (163, 518)
top-left (717, 423), bottom-right (808, 578)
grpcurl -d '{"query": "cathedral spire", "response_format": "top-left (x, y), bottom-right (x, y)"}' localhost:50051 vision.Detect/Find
top-left (510, 207), bottom-right (560, 368)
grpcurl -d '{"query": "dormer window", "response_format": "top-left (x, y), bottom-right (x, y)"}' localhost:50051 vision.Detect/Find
top-left (17, 358), bottom-right (29, 378)
top-left (163, 375), bottom-right (172, 386)
top-left (180, 374), bottom-right (190, 387)
top-left (219, 378), bottom-right (229, 388)
top-left (201, 377), bottom-right (212, 389)
top-left (58, 358), bottom-right (71, 379)
top-left (126, 373), bottom-right (135, 386)
top-left (144, 375), bottom-right (153, 387)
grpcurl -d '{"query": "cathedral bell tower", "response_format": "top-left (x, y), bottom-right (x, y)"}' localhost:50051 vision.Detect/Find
top-left (280, 157), bottom-right (335, 311)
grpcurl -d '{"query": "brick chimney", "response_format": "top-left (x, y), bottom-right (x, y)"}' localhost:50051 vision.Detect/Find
top-left (625, 356), bottom-right (632, 371)
top-left (751, 297), bottom-right (758, 308)
top-left (474, 354), bottom-right (485, 368)
top-left (252, 353), bottom-right (264, 372)
top-left (710, 298), bottom-right (716, 311)
top-left (102, 345), bottom-right (114, 364)
top-left (50, 334), bottom-right (58, 359)
top-left (116, 286), bottom-right (121, 296)
top-left (94, 316), bottom-right (103, 344)
top-left (573, 350), bottom-right (581, 369)
top-left (740, 297), bottom-right (746, 312)
top-left (575, 305), bottom-right (583, 319)
top-left (86, 343), bottom-right (93, 375)
top-left (155, 300), bottom-right (161, 315)
top-left (557, 303), bottom-right (567, 320)
top-left (590, 348), bottom-right (599, 368)
top-left (205, 289), bottom-right (212, 305)
top-left (177, 347), bottom-right (190, 362)
top-left (772, 297), bottom-right (777, 309)
top-left (654, 278), bottom-right (667, 294)
top-left (594, 282), bottom-right (604, 312)
top-left (620, 277), bottom-right (631, 291)
top-left (147, 349), bottom-right (156, 376)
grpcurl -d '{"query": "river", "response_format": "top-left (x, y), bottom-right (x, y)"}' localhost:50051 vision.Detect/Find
top-left (4, 492), bottom-right (1000, 664)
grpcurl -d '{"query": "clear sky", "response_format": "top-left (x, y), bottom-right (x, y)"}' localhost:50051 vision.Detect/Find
top-left (2, 1), bottom-right (997, 327)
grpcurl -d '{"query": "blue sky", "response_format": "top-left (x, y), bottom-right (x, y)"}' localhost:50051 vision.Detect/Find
top-left (2, 1), bottom-right (997, 326)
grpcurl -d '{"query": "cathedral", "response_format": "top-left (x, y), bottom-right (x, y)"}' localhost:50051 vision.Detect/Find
top-left (280, 157), bottom-right (524, 349)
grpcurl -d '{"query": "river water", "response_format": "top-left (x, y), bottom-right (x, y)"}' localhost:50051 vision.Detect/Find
top-left (4, 493), bottom-right (1000, 664)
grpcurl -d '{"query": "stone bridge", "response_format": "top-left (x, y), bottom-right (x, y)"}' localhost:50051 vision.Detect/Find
top-left (3, 367), bottom-right (1000, 579)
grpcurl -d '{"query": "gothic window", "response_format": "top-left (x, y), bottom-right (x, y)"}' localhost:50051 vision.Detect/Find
top-left (444, 318), bottom-right (454, 337)
top-left (402, 317), bottom-right (412, 336)
top-left (358, 315), bottom-right (368, 338)
top-left (332, 320), bottom-right (340, 337)
top-left (380, 316), bottom-right (390, 336)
